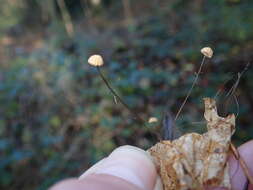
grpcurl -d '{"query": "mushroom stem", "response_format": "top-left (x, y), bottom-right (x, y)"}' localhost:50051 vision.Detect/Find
top-left (175, 55), bottom-right (206, 121)
top-left (96, 66), bottom-right (145, 124)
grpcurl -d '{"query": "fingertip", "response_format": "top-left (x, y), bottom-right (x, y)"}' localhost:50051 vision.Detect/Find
top-left (49, 178), bottom-right (82, 190)
top-left (79, 158), bottom-right (107, 179)
top-left (50, 174), bottom-right (144, 190)
top-left (97, 145), bottom-right (157, 190)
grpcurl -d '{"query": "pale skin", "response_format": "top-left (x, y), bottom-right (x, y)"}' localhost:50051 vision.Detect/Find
top-left (50, 140), bottom-right (253, 190)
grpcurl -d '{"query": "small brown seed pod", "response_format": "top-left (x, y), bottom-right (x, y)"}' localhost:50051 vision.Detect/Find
top-left (201, 47), bottom-right (213, 58)
top-left (88, 54), bottom-right (104, 67)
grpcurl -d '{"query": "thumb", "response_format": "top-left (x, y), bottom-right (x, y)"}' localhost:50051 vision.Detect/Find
top-left (50, 145), bottom-right (162, 190)
top-left (80, 145), bottom-right (160, 190)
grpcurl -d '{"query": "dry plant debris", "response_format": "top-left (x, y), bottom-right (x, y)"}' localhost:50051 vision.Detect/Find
top-left (148, 98), bottom-right (235, 190)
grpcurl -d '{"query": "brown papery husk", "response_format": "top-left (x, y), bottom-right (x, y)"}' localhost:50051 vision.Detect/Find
top-left (148, 98), bottom-right (235, 190)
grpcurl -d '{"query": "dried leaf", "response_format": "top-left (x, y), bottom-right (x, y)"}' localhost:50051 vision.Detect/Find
top-left (148, 98), bottom-right (235, 190)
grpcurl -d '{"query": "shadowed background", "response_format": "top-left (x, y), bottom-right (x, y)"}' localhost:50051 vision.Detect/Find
top-left (0, 0), bottom-right (253, 189)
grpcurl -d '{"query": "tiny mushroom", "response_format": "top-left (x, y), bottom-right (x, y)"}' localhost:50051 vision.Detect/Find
top-left (201, 47), bottom-right (213, 58)
top-left (88, 54), bottom-right (104, 67)
top-left (148, 117), bottom-right (158, 123)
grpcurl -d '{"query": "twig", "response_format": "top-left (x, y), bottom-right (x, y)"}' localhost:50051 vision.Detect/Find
top-left (230, 143), bottom-right (253, 186)
top-left (175, 56), bottom-right (206, 121)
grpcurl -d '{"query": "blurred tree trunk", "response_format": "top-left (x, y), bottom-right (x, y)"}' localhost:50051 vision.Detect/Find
top-left (56, 0), bottom-right (74, 37)
top-left (39, 0), bottom-right (54, 24)
top-left (21, 0), bottom-right (43, 26)
top-left (122, 0), bottom-right (134, 28)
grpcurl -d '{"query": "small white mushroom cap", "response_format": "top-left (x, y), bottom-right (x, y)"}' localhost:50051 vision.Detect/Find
top-left (201, 47), bottom-right (213, 58)
top-left (88, 54), bottom-right (104, 66)
top-left (148, 117), bottom-right (158, 123)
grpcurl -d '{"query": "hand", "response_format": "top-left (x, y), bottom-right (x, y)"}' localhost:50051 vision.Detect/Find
top-left (50, 141), bottom-right (253, 190)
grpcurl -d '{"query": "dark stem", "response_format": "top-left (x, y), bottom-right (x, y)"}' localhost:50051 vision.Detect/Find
top-left (223, 62), bottom-right (251, 117)
top-left (96, 66), bottom-right (145, 124)
top-left (174, 56), bottom-right (206, 121)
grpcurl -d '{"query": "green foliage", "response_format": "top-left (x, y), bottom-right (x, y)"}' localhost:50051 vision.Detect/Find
top-left (0, 1), bottom-right (20, 33)
top-left (0, 0), bottom-right (253, 189)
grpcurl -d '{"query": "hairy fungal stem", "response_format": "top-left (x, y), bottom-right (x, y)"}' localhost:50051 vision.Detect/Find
top-left (213, 75), bottom-right (233, 100)
top-left (226, 62), bottom-right (250, 99)
top-left (96, 66), bottom-right (145, 124)
top-left (175, 56), bottom-right (206, 121)
top-left (221, 62), bottom-right (250, 117)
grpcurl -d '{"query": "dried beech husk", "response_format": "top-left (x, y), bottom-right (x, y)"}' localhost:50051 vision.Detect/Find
top-left (148, 98), bottom-right (235, 190)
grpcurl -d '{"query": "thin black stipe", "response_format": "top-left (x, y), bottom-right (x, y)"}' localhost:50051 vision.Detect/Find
top-left (96, 66), bottom-right (145, 124)
top-left (213, 75), bottom-right (234, 100)
top-left (226, 62), bottom-right (250, 98)
top-left (222, 62), bottom-right (251, 117)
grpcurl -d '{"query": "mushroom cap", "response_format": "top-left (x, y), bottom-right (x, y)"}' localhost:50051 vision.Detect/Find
top-left (201, 47), bottom-right (213, 58)
top-left (88, 54), bottom-right (104, 66)
top-left (148, 117), bottom-right (158, 123)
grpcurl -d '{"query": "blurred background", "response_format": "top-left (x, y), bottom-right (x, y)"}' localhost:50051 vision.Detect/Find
top-left (0, 0), bottom-right (253, 189)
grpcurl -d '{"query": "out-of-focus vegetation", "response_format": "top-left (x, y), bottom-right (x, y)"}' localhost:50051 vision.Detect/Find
top-left (0, 0), bottom-right (253, 189)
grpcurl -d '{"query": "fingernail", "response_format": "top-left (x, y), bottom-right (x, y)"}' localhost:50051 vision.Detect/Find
top-left (94, 145), bottom-right (157, 190)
